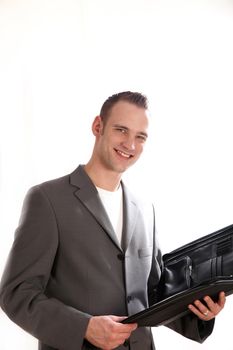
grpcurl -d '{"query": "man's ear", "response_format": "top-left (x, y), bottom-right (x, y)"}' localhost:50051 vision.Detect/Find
top-left (92, 116), bottom-right (103, 136)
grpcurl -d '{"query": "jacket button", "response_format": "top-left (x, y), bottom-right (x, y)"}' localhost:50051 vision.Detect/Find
top-left (117, 253), bottom-right (125, 261)
top-left (127, 296), bottom-right (132, 303)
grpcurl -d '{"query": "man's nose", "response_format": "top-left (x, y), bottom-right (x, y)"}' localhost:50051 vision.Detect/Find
top-left (122, 135), bottom-right (136, 150)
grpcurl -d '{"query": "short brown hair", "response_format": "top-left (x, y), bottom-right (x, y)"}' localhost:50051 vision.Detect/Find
top-left (100, 91), bottom-right (148, 123)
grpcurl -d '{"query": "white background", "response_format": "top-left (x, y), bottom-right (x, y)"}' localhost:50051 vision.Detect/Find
top-left (0, 0), bottom-right (233, 349)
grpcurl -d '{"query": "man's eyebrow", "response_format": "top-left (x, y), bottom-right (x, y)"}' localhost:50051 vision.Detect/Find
top-left (112, 124), bottom-right (128, 129)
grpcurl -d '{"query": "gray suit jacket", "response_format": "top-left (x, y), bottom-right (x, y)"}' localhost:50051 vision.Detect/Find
top-left (0, 165), bottom-right (214, 350)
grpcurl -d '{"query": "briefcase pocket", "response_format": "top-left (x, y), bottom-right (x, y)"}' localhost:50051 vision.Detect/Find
top-left (161, 256), bottom-right (192, 299)
top-left (158, 225), bottom-right (233, 302)
top-left (189, 239), bottom-right (233, 284)
top-left (222, 252), bottom-right (233, 276)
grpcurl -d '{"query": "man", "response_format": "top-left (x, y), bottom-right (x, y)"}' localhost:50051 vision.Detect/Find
top-left (0, 91), bottom-right (225, 350)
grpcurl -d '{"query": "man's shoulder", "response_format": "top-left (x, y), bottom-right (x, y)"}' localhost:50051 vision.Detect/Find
top-left (39, 173), bottom-right (70, 189)
top-left (35, 165), bottom-right (84, 190)
top-left (23, 174), bottom-right (70, 205)
top-left (28, 165), bottom-right (83, 197)
top-left (28, 173), bottom-right (69, 196)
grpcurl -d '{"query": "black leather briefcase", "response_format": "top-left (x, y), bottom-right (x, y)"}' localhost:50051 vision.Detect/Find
top-left (123, 224), bottom-right (233, 327)
top-left (158, 223), bottom-right (233, 300)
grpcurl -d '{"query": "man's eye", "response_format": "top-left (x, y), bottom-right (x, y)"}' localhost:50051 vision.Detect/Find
top-left (137, 135), bottom-right (147, 142)
top-left (115, 128), bottom-right (127, 133)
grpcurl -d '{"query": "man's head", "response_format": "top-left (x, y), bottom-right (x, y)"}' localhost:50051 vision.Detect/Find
top-left (100, 91), bottom-right (148, 127)
top-left (89, 91), bottom-right (149, 177)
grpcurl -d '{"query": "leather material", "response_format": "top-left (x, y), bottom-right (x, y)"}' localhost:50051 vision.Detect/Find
top-left (160, 224), bottom-right (233, 299)
top-left (123, 224), bottom-right (233, 327)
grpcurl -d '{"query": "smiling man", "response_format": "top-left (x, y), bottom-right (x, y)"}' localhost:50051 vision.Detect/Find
top-left (0, 91), bottom-right (225, 350)
top-left (85, 98), bottom-right (149, 189)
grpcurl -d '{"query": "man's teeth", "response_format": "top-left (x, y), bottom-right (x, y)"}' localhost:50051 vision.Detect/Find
top-left (117, 150), bottom-right (131, 158)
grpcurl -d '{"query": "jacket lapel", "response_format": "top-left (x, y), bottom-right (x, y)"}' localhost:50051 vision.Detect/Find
top-left (121, 183), bottom-right (139, 252)
top-left (70, 165), bottom-right (122, 251)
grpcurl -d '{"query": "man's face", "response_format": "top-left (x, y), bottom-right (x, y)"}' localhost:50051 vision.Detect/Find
top-left (93, 101), bottom-right (149, 174)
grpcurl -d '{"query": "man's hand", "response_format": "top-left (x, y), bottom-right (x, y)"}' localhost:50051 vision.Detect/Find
top-left (85, 315), bottom-right (137, 350)
top-left (188, 291), bottom-right (226, 321)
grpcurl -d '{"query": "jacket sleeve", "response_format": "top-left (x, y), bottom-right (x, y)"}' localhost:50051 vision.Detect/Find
top-left (0, 186), bottom-right (91, 350)
top-left (166, 313), bottom-right (215, 343)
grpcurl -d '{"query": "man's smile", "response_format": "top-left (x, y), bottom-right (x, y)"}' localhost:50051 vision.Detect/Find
top-left (115, 149), bottom-right (133, 159)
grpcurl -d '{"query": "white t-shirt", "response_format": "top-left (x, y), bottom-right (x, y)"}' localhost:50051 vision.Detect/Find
top-left (96, 185), bottom-right (123, 246)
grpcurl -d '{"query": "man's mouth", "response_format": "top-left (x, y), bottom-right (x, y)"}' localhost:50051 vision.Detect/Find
top-left (115, 149), bottom-right (133, 159)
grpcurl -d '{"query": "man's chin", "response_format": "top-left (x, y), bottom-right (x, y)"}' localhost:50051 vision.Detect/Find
top-left (114, 163), bottom-right (134, 174)
top-left (107, 160), bottom-right (136, 174)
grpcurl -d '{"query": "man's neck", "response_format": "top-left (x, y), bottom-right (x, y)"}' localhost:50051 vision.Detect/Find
top-left (84, 162), bottom-right (122, 192)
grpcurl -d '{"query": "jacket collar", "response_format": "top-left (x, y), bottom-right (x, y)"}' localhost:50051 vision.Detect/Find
top-left (70, 165), bottom-right (138, 252)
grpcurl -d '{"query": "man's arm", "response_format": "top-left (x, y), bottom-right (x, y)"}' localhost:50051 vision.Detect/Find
top-left (188, 292), bottom-right (226, 321)
top-left (166, 292), bottom-right (225, 343)
top-left (0, 186), bottom-right (138, 350)
top-left (0, 186), bottom-right (92, 350)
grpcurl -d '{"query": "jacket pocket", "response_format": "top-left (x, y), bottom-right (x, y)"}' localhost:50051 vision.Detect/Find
top-left (138, 246), bottom-right (153, 258)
